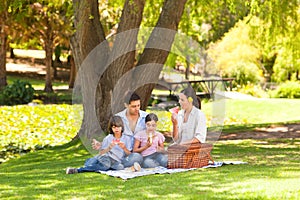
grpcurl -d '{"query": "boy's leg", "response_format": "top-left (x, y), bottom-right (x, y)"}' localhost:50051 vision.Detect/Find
top-left (78, 155), bottom-right (111, 172)
top-left (110, 160), bottom-right (125, 170)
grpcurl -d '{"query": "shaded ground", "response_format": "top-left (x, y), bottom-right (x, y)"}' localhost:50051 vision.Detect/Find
top-left (219, 123), bottom-right (300, 140)
top-left (7, 57), bottom-right (70, 82)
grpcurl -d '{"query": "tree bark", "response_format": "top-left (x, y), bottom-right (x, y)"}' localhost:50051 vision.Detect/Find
top-left (72, 0), bottom-right (187, 139)
top-left (96, 0), bottom-right (146, 129)
top-left (135, 0), bottom-right (187, 110)
top-left (0, 8), bottom-right (7, 88)
top-left (43, 17), bottom-right (54, 93)
top-left (71, 0), bottom-right (107, 69)
top-left (71, 0), bottom-right (109, 140)
top-left (68, 55), bottom-right (76, 89)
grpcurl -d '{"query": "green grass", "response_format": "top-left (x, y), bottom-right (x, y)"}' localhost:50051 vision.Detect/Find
top-left (7, 75), bottom-right (68, 90)
top-left (1, 74), bottom-right (300, 199)
top-left (0, 138), bottom-right (299, 199)
top-left (202, 98), bottom-right (300, 127)
top-left (5, 75), bottom-right (72, 104)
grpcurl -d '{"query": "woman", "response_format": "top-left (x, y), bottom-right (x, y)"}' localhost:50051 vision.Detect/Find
top-left (171, 87), bottom-right (207, 144)
top-left (133, 113), bottom-right (168, 168)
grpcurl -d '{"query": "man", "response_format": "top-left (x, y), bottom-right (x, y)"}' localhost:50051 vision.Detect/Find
top-left (92, 91), bottom-right (148, 167)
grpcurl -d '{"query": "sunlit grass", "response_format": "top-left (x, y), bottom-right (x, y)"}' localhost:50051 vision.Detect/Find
top-left (7, 75), bottom-right (68, 90)
top-left (0, 138), bottom-right (299, 199)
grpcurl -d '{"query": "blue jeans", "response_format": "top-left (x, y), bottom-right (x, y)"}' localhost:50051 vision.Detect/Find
top-left (122, 153), bottom-right (143, 167)
top-left (142, 152), bottom-right (168, 168)
top-left (77, 153), bottom-right (143, 172)
top-left (77, 155), bottom-right (124, 172)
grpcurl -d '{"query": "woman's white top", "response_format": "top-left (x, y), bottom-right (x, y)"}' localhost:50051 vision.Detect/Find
top-left (176, 106), bottom-right (207, 144)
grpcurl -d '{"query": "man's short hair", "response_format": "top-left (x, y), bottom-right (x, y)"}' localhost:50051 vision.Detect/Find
top-left (125, 91), bottom-right (141, 104)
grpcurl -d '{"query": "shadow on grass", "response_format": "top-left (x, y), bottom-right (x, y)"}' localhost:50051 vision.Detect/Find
top-left (0, 139), bottom-right (299, 199)
top-left (219, 121), bottom-right (300, 133)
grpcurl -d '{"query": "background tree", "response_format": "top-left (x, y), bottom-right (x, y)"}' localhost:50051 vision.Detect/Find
top-left (207, 19), bottom-right (262, 87)
top-left (248, 0), bottom-right (300, 83)
top-left (0, 0), bottom-right (8, 88)
top-left (24, 1), bottom-right (73, 92)
top-left (0, 0), bottom-right (21, 88)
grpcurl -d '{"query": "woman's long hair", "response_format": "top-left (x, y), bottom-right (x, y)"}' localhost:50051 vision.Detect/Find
top-left (181, 87), bottom-right (201, 109)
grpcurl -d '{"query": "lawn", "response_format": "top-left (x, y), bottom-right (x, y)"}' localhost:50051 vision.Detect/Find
top-left (1, 75), bottom-right (300, 199)
top-left (0, 138), bottom-right (299, 199)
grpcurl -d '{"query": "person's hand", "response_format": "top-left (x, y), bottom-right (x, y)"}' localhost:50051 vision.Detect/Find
top-left (109, 142), bottom-right (116, 150)
top-left (156, 145), bottom-right (166, 153)
top-left (92, 139), bottom-right (101, 150)
top-left (145, 139), bottom-right (152, 148)
top-left (117, 141), bottom-right (126, 149)
top-left (171, 113), bottom-right (178, 125)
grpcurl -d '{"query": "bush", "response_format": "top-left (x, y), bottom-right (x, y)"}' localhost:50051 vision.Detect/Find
top-left (2, 80), bottom-right (35, 105)
top-left (237, 83), bottom-right (269, 98)
top-left (269, 81), bottom-right (300, 98)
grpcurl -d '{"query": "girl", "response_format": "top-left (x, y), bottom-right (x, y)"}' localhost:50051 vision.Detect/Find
top-left (66, 115), bottom-right (132, 174)
top-left (133, 113), bottom-right (168, 168)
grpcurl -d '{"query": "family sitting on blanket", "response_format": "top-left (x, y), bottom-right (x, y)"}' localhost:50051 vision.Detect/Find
top-left (66, 88), bottom-right (207, 174)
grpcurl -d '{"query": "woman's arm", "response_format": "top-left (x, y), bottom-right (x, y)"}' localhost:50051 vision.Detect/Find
top-left (194, 111), bottom-right (207, 143)
top-left (171, 113), bottom-right (179, 141)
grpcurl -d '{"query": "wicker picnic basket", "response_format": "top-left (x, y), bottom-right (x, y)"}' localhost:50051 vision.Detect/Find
top-left (167, 142), bottom-right (214, 169)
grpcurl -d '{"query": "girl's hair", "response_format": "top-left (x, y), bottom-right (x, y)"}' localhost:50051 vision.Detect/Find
top-left (108, 115), bottom-right (124, 134)
top-left (145, 113), bottom-right (158, 123)
top-left (181, 87), bottom-right (201, 109)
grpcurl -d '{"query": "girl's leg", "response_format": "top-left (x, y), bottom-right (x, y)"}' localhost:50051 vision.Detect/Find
top-left (122, 153), bottom-right (143, 167)
top-left (142, 153), bottom-right (159, 168)
top-left (155, 153), bottom-right (168, 168)
top-left (142, 153), bottom-right (168, 168)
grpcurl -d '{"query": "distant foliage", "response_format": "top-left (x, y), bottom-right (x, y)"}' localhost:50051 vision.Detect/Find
top-left (2, 80), bottom-right (35, 105)
top-left (269, 81), bottom-right (300, 98)
top-left (0, 104), bottom-right (79, 163)
top-left (237, 83), bottom-right (268, 98)
top-left (207, 19), bottom-right (262, 87)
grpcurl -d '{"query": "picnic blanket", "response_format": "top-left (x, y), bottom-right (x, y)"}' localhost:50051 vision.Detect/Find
top-left (97, 161), bottom-right (247, 180)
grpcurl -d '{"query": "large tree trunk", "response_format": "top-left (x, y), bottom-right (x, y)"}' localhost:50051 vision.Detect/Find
top-left (0, 9), bottom-right (7, 88)
top-left (135, 0), bottom-right (188, 110)
top-left (72, 0), bottom-right (187, 141)
top-left (96, 0), bottom-right (146, 129)
top-left (71, 0), bottom-right (107, 68)
top-left (71, 0), bottom-right (109, 141)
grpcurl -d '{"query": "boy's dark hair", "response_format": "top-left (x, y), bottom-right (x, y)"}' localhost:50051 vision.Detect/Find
top-left (124, 91), bottom-right (141, 104)
top-left (108, 115), bottom-right (124, 134)
top-left (145, 113), bottom-right (158, 123)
